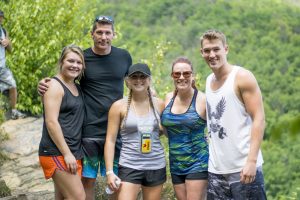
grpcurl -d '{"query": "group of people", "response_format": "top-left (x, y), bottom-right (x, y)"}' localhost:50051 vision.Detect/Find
top-left (37, 15), bottom-right (266, 200)
top-left (0, 10), bottom-right (26, 119)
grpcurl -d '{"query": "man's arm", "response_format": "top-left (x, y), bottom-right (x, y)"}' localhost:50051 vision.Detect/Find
top-left (37, 77), bottom-right (52, 96)
top-left (236, 68), bottom-right (265, 184)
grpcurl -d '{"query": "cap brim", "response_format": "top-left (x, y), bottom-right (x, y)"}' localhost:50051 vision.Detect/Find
top-left (128, 71), bottom-right (150, 77)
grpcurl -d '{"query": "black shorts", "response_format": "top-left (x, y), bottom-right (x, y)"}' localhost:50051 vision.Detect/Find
top-left (118, 165), bottom-right (166, 187)
top-left (82, 137), bottom-right (121, 158)
top-left (171, 171), bottom-right (208, 184)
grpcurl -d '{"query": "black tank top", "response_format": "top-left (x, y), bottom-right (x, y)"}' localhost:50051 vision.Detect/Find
top-left (39, 77), bottom-right (85, 159)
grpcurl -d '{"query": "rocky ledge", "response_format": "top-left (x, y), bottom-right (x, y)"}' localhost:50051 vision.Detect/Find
top-left (0, 117), bottom-right (54, 199)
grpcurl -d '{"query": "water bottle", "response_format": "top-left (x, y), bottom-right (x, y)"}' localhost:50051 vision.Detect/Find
top-left (105, 179), bottom-right (121, 194)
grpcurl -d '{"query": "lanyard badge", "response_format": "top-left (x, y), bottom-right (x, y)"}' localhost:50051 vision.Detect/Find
top-left (141, 133), bottom-right (152, 153)
top-left (138, 122), bottom-right (153, 154)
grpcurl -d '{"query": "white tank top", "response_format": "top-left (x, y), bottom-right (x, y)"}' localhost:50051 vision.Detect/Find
top-left (119, 106), bottom-right (166, 170)
top-left (205, 66), bottom-right (263, 174)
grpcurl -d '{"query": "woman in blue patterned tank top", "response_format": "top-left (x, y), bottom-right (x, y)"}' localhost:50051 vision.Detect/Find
top-left (161, 57), bottom-right (209, 200)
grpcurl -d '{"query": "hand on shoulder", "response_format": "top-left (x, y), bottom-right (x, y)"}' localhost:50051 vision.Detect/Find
top-left (43, 78), bottom-right (64, 98)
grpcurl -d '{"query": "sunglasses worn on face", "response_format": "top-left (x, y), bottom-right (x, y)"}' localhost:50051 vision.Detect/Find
top-left (171, 71), bottom-right (193, 79)
top-left (95, 16), bottom-right (114, 24)
top-left (129, 73), bottom-right (148, 80)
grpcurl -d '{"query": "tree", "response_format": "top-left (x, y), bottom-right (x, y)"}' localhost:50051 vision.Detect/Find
top-left (0, 0), bottom-right (96, 114)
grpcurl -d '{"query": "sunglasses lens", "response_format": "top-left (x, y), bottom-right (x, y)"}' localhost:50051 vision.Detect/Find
top-left (172, 72), bottom-right (181, 79)
top-left (183, 72), bottom-right (192, 78)
top-left (172, 71), bottom-right (192, 79)
top-left (95, 16), bottom-right (114, 23)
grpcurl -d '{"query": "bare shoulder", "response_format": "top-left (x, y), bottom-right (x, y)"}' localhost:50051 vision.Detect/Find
top-left (111, 98), bottom-right (127, 110)
top-left (153, 97), bottom-right (165, 113)
top-left (164, 92), bottom-right (174, 105)
top-left (236, 67), bottom-right (258, 89)
top-left (44, 78), bottom-right (64, 97)
top-left (235, 67), bottom-right (262, 104)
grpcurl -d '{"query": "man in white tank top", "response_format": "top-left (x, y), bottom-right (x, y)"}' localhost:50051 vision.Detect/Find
top-left (200, 30), bottom-right (267, 199)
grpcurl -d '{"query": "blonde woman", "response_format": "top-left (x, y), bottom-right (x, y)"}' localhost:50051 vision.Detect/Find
top-left (104, 63), bottom-right (166, 200)
top-left (38, 45), bottom-right (86, 200)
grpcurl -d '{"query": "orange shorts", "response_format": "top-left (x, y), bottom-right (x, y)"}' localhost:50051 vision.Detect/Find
top-left (39, 156), bottom-right (82, 179)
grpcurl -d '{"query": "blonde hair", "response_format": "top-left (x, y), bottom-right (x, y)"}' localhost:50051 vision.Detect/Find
top-left (121, 81), bottom-right (160, 130)
top-left (200, 29), bottom-right (227, 47)
top-left (58, 44), bottom-right (85, 80)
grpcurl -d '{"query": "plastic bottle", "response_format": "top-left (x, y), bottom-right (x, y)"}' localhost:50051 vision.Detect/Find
top-left (105, 179), bottom-right (121, 194)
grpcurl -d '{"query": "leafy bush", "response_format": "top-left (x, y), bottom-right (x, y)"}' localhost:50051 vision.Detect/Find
top-left (0, 94), bottom-right (7, 123)
top-left (0, 0), bottom-right (97, 114)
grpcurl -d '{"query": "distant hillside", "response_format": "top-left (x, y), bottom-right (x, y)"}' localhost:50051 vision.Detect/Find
top-left (0, 1), bottom-right (299, 199)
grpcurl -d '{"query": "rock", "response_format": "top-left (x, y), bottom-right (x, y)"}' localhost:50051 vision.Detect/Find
top-left (1, 172), bottom-right (21, 189)
top-left (0, 117), bottom-right (54, 198)
top-left (0, 191), bottom-right (54, 200)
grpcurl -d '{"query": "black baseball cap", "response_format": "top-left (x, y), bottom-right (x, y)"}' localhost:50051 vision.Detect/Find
top-left (0, 10), bottom-right (4, 17)
top-left (128, 63), bottom-right (151, 77)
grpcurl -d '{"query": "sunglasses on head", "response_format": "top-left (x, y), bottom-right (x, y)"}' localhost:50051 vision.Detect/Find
top-left (95, 16), bottom-right (114, 24)
top-left (129, 73), bottom-right (148, 80)
top-left (171, 71), bottom-right (193, 79)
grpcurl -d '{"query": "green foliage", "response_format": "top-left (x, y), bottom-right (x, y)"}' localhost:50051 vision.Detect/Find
top-left (0, 180), bottom-right (11, 198)
top-left (263, 136), bottom-right (300, 199)
top-left (271, 114), bottom-right (300, 139)
top-left (0, 0), bottom-right (97, 114)
top-left (0, 94), bottom-right (7, 123)
top-left (0, 0), bottom-right (299, 198)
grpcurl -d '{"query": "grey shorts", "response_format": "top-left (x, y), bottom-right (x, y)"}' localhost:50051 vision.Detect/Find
top-left (0, 67), bottom-right (16, 92)
top-left (207, 168), bottom-right (267, 200)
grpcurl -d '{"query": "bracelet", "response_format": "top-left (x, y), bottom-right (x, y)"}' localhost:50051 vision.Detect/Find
top-left (106, 170), bottom-right (114, 176)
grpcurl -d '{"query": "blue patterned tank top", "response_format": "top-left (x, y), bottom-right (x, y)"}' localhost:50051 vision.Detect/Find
top-left (161, 89), bottom-right (208, 174)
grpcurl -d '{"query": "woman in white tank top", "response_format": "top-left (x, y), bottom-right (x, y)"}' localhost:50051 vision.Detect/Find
top-left (104, 63), bottom-right (166, 200)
